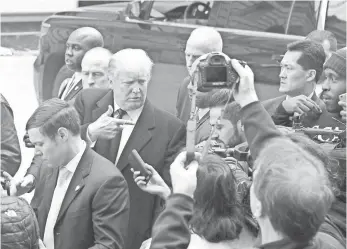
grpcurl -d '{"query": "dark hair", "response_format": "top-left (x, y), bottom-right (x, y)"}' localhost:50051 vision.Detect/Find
top-left (306, 30), bottom-right (337, 52)
top-left (287, 132), bottom-right (343, 196)
top-left (190, 154), bottom-right (243, 242)
top-left (207, 89), bottom-right (234, 108)
top-left (254, 137), bottom-right (334, 243)
top-left (287, 40), bottom-right (326, 82)
top-left (26, 98), bottom-right (80, 140)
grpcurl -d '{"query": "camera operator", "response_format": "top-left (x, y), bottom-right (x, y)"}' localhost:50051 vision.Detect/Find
top-left (147, 54), bottom-right (345, 249)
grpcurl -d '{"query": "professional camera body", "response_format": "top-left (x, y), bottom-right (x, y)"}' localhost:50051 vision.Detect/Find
top-left (193, 52), bottom-right (246, 92)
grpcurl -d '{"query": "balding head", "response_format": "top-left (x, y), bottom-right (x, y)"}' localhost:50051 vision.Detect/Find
top-left (65, 27), bottom-right (104, 72)
top-left (108, 49), bottom-right (154, 111)
top-left (185, 27), bottom-right (223, 74)
top-left (81, 47), bottom-right (112, 89)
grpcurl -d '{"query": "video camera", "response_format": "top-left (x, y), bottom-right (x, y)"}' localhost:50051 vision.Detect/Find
top-left (193, 52), bottom-right (246, 92)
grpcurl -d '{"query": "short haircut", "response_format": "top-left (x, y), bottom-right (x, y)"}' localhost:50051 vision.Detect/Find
top-left (254, 137), bottom-right (334, 242)
top-left (222, 101), bottom-right (242, 125)
top-left (72, 27), bottom-right (104, 48)
top-left (207, 89), bottom-right (234, 108)
top-left (82, 47), bottom-right (113, 66)
top-left (26, 98), bottom-right (80, 139)
top-left (190, 154), bottom-right (243, 242)
top-left (287, 40), bottom-right (326, 82)
top-left (188, 27), bottom-right (223, 53)
top-left (108, 48), bottom-right (154, 79)
top-left (306, 30), bottom-right (337, 52)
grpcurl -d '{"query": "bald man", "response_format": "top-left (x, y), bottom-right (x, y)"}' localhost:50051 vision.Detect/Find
top-left (176, 27), bottom-right (223, 143)
top-left (58, 27), bottom-right (104, 102)
top-left (81, 47), bottom-right (112, 89)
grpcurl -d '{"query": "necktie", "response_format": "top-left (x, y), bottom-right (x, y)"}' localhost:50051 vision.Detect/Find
top-left (110, 109), bottom-right (127, 164)
top-left (43, 167), bottom-right (71, 249)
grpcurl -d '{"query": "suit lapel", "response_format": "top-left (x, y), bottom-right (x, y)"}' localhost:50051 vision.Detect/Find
top-left (39, 167), bottom-right (59, 238)
top-left (64, 80), bottom-right (83, 101)
top-left (55, 147), bottom-right (92, 224)
top-left (116, 101), bottom-right (155, 172)
top-left (196, 111), bottom-right (210, 130)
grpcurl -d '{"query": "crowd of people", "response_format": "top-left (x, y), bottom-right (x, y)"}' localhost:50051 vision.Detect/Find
top-left (1, 25), bottom-right (346, 249)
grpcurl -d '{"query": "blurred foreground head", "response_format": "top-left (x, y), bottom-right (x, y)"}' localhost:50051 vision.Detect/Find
top-left (251, 137), bottom-right (334, 243)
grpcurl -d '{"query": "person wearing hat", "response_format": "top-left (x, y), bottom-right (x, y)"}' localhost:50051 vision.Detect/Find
top-left (318, 47), bottom-right (346, 128)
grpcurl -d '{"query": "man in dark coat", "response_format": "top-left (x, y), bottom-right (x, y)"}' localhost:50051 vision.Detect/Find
top-left (1, 94), bottom-right (21, 177)
top-left (74, 48), bottom-right (186, 249)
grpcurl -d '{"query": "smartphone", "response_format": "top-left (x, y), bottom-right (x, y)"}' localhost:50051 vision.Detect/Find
top-left (128, 150), bottom-right (152, 182)
top-left (339, 93), bottom-right (347, 102)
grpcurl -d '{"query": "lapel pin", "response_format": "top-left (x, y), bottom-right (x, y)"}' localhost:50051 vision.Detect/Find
top-left (75, 185), bottom-right (81, 191)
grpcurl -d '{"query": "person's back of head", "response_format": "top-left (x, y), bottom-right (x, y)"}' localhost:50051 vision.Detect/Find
top-left (252, 137), bottom-right (334, 243)
top-left (190, 154), bottom-right (244, 243)
top-left (306, 30), bottom-right (337, 58)
top-left (1, 196), bottom-right (40, 249)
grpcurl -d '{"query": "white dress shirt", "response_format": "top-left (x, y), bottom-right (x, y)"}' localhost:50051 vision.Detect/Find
top-left (197, 108), bottom-right (209, 121)
top-left (60, 72), bottom-right (82, 100)
top-left (43, 141), bottom-right (86, 249)
top-left (113, 102), bottom-right (143, 164)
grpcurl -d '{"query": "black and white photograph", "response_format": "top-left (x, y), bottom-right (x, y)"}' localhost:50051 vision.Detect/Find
top-left (0, 0), bottom-right (346, 248)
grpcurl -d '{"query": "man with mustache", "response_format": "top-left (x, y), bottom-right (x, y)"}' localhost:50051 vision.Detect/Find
top-left (262, 40), bottom-right (326, 128)
top-left (58, 27), bottom-right (104, 102)
top-left (176, 27), bottom-right (223, 143)
top-left (316, 47), bottom-right (346, 130)
top-left (74, 48), bottom-right (186, 249)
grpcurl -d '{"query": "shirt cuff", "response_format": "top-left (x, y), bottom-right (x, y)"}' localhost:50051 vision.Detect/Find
top-left (86, 126), bottom-right (97, 148)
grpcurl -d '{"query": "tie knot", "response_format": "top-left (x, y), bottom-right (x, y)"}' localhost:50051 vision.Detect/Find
top-left (115, 109), bottom-right (127, 119)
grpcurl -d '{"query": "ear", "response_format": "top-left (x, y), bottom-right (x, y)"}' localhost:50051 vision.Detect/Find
top-left (306, 69), bottom-right (316, 82)
top-left (56, 127), bottom-right (69, 142)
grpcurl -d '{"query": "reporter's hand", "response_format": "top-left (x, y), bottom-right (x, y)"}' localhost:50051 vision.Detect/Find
top-left (1, 172), bottom-right (35, 196)
top-left (170, 151), bottom-right (201, 199)
top-left (282, 95), bottom-right (321, 115)
top-left (131, 164), bottom-right (171, 200)
top-left (88, 105), bottom-right (134, 141)
top-left (231, 59), bottom-right (258, 108)
top-left (338, 101), bottom-right (346, 122)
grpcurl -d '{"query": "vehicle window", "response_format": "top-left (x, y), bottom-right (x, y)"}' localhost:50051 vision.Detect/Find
top-left (325, 0), bottom-right (346, 47)
top-left (208, 1), bottom-right (317, 35)
top-left (150, 1), bottom-right (213, 25)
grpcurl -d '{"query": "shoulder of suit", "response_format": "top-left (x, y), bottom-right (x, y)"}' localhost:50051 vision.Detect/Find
top-left (0, 94), bottom-right (8, 105)
top-left (88, 149), bottom-right (124, 176)
top-left (80, 88), bottom-right (111, 100)
top-left (152, 104), bottom-right (184, 125)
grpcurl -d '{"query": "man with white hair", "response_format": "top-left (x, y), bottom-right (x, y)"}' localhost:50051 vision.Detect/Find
top-left (81, 47), bottom-right (112, 89)
top-left (176, 27), bottom-right (223, 143)
top-left (74, 48), bottom-right (186, 249)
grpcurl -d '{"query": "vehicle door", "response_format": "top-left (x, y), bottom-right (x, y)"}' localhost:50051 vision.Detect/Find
top-left (119, 0), bottom-right (325, 114)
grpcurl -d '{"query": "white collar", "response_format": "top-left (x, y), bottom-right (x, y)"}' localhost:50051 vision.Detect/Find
top-left (63, 140), bottom-right (86, 174)
top-left (286, 91), bottom-right (315, 100)
top-left (113, 101), bottom-right (144, 122)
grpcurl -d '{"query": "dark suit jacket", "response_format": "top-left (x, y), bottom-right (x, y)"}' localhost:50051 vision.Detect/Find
top-left (34, 147), bottom-right (129, 249)
top-left (74, 88), bottom-right (186, 249)
top-left (59, 78), bottom-right (83, 102)
top-left (176, 76), bottom-right (191, 124)
top-left (1, 94), bottom-right (21, 176)
top-left (262, 92), bottom-right (326, 128)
